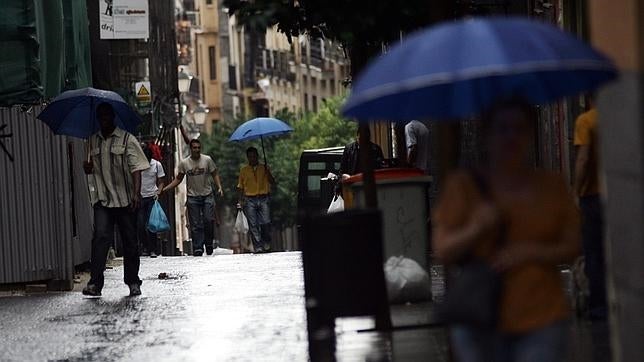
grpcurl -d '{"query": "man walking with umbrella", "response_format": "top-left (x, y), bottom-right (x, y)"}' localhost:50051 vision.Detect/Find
top-left (237, 147), bottom-right (275, 253)
top-left (82, 103), bottom-right (150, 297)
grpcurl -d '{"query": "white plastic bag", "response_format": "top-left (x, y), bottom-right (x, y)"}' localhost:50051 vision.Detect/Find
top-left (327, 195), bottom-right (345, 214)
top-left (213, 247), bottom-right (234, 255)
top-left (384, 256), bottom-right (432, 304)
top-left (234, 210), bottom-right (249, 234)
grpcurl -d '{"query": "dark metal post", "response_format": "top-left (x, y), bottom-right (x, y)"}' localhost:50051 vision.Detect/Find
top-left (149, 0), bottom-right (180, 255)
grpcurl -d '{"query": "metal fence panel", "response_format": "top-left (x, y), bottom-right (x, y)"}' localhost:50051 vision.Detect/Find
top-left (0, 106), bottom-right (91, 285)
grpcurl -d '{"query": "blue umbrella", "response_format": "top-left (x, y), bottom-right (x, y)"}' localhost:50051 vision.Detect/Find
top-left (37, 87), bottom-right (142, 139)
top-left (229, 117), bottom-right (293, 164)
top-left (343, 16), bottom-right (618, 121)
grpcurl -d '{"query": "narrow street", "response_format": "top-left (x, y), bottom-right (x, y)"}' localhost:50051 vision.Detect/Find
top-left (0, 253), bottom-right (309, 361)
top-left (0, 252), bottom-right (610, 362)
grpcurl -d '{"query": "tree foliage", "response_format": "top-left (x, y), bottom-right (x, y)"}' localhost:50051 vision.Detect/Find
top-left (223, 0), bottom-right (441, 73)
top-left (201, 96), bottom-right (356, 227)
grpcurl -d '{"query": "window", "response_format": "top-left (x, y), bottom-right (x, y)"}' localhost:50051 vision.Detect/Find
top-left (312, 95), bottom-right (318, 112)
top-left (208, 46), bottom-right (216, 80)
top-left (304, 93), bottom-right (309, 112)
top-left (228, 65), bottom-right (237, 90)
top-left (308, 162), bottom-right (326, 170)
top-left (307, 175), bottom-right (321, 197)
top-left (206, 0), bottom-right (213, 5)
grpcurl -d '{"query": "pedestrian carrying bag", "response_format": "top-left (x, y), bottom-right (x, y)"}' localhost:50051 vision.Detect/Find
top-left (234, 210), bottom-right (249, 234)
top-left (327, 195), bottom-right (344, 214)
top-left (147, 200), bottom-right (170, 233)
top-left (436, 171), bottom-right (504, 328)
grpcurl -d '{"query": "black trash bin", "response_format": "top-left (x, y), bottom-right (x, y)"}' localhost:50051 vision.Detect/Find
top-left (301, 208), bottom-right (392, 350)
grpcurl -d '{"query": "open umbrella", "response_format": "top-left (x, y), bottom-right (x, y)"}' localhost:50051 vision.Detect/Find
top-left (343, 16), bottom-right (617, 121)
top-left (37, 87), bottom-right (141, 139)
top-left (228, 117), bottom-right (293, 164)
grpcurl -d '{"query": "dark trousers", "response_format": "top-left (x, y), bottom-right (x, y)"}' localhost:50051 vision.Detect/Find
top-left (580, 195), bottom-right (607, 319)
top-left (137, 197), bottom-right (159, 253)
top-left (90, 204), bottom-right (141, 290)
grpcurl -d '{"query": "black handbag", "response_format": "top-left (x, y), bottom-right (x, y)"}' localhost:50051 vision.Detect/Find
top-left (436, 171), bottom-right (504, 328)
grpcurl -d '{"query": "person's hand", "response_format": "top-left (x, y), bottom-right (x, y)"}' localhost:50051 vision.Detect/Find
top-left (131, 194), bottom-right (141, 210)
top-left (341, 174), bottom-right (351, 181)
top-left (156, 188), bottom-right (163, 199)
top-left (217, 187), bottom-right (224, 197)
top-left (492, 243), bottom-right (539, 271)
top-left (83, 160), bottom-right (93, 175)
top-left (470, 201), bottom-right (501, 235)
top-left (237, 201), bottom-right (243, 209)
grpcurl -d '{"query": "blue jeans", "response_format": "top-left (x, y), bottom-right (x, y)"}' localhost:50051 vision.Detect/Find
top-left (451, 320), bottom-right (569, 362)
top-left (187, 194), bottom-right (215, 253)
top-left (137, 197), bottom-right (159, 254)
top-left (243, 195), bottom-right (271, 250)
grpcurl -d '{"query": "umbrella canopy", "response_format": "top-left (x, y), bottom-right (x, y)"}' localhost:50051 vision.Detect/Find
top-left (229, 117), bottom-right (293, 165)
top-left (228, 117), bottom-right (293, 142)
top-left (37, 87), bottom-right (142, 139)
top-left (342, 16), bottom-right (618, 121)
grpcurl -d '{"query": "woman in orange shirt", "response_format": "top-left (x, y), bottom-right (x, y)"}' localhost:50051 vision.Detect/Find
top-left (432, 100), bottom-right (580, 362)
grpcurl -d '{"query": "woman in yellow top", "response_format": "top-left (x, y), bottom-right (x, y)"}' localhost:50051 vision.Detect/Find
top-left (432, 100), bottom-right (580, 362)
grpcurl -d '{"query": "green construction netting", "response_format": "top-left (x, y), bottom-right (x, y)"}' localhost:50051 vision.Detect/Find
top-left (0, 0), bottom-right (92, 107)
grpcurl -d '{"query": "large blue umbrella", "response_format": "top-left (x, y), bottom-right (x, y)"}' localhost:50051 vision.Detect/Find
top-left (37, 87), bottom-right (142, 139)
top-left (229, 117), bottom-right (293, 164)
top-left (342, 17), bottom-right (618, 120)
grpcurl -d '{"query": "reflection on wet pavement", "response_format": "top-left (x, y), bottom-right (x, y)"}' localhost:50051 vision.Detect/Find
top-left (0, 253), bottom-right (608, 362)
top-left (0, 253), bottom-right (308, 362)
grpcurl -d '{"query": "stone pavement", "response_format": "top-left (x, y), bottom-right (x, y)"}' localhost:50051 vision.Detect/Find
top-left (0, 252), bottom-right (610, 361)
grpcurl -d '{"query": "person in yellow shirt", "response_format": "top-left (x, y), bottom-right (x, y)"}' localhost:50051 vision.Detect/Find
top-left (237, 147), bottom-right (275, 253)
top-left (574, 100), bottom-right (607, 320)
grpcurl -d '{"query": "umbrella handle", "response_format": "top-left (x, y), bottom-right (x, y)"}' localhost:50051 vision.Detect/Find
top-left (261, 136), bottom-right (267, 166)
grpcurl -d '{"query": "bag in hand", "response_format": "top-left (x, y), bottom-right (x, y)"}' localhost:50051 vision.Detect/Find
top-left (147, 200), bottom-right (170, 233)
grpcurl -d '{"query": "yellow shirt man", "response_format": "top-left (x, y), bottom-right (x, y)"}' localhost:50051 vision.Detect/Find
top-left (238, 164), bottom-right (272, 196)
top-left (574, 108), bottom-right (599, 197)
top-left (237, 147), bottom-right (275, 253)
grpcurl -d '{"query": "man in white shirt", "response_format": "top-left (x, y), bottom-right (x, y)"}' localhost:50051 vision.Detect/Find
top-left (163, 138), bottom-right (223, 256)
top-left (405, 120), bottom-right (431, 174)
top-left (137, 144), bottom-right (166, 258)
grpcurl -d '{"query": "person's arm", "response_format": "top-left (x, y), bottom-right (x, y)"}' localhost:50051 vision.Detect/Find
top-left (163, 172), bottom-right (185, 193)
top-left (131, 170), bottom-right (142, 210)
top-left (180, 124), bottom-right (191, 145)
top-left (433, 202), bottom-right (500, 263)
top-left (265, 165), bottom-right (276, 185)
top-left (156, 177), bottom-right (166, 197)
top-left (574, 145), bottom-right (591, 196)
top-left (237, 171), bottom-right (245, 206)
top-left (212, 170), bottom-right (223, 196)
top-left (408, 144), bottom-right (418, 167)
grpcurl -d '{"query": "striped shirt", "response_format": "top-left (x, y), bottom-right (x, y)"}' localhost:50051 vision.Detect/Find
top-left (89, 127), bottom-right (149, 208)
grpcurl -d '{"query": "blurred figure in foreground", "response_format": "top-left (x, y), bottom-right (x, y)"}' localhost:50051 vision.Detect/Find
top-left (573, 97), bottom-right (607, 321)
top-left (432, 100), bottom-right (580, 362)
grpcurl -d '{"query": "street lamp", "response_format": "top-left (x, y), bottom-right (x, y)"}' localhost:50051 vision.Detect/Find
top-left (193, 104), bottom-right (208, 125)
top-left (178, 68), bottom-right (193, 93)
